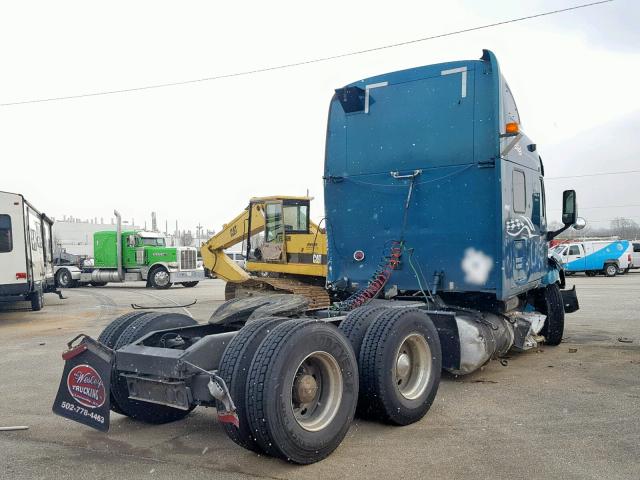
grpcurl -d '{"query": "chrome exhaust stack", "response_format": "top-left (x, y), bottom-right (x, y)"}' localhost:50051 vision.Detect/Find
top-left (114, 210), bottom-right (124, 281)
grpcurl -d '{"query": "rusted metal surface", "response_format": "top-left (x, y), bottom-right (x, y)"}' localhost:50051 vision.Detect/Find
top-left (224, 277), bottom-right (330, 309)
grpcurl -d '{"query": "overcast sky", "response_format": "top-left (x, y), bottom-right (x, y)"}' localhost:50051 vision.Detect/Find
top-left (1, 0), bottom-right (638, 234)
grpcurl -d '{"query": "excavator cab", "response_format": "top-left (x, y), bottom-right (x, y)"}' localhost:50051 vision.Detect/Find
top-left (261, 199), bottom-right (310, 263)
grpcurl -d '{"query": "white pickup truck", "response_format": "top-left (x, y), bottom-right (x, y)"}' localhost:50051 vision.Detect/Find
top-left (553, 240), bottom-right (633, 277)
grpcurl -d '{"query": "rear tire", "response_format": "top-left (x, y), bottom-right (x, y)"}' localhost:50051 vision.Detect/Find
top-left (339, 305), bottom-right (388, 360)
top-left (112, 312), bottom-right (197, 423)
top-left (604, 263), bottom-right (617, 277)
top-left (246, 320), bottom-right (358, 464)
top-left (180, 281), bottom-right (199, 288)
top-left (585, 271), bottom-right (597, 277)
top-left (55, 268), bottom-right (74, 288)
top-left (149, 266), bottom-right (172, 289)
top-left (339, 305), bottom-right (389, 416)
top-left (90, 281), bottom-right (108, 287)
top-left (30, 288), bottom-right (44, 311)
top-left (536, 283), bottom-right (565, 346)
top-left (97, 311), bottom-right (150, 414)
top-left (217, 317), bottom-right (286, 452)
top-left (98, 311), bottom-right (150, 348)
top-left (359, 308), bottom-right (441, 425)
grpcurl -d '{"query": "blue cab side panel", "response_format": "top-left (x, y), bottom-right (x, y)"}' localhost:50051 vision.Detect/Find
top-left (324, 50), bottom-right (549, 301)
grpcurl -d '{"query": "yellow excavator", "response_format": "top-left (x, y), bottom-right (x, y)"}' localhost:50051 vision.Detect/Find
top-left (200, 196), bottom-right (330, 309)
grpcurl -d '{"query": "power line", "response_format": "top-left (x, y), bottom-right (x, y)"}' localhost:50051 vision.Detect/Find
top-left (0, 0), bottom-right (614, 107)
top-left (545, 169), bottom-right (640, 180)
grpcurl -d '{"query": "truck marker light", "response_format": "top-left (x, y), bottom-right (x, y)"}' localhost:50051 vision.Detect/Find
top-left (353, 250), bottom-right (365, 262)
top-left (505, 122), bottom-right (519, 134)
top-left (15, 272), bottom-right (27, 279)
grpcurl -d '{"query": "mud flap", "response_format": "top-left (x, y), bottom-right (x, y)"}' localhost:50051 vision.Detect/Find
top-left (560, 285), bottom-right (579, 314)
top-left (52, 335), bottom-right (113, 432)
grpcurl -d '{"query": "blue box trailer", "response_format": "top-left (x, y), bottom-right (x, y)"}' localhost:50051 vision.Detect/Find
top-left (325, 50), bottom-right (557, 303)
top-left (52, 50), bottom-right (585, 465)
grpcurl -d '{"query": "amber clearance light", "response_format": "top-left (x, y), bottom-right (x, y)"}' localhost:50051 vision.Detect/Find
top-left (505, 122), bottom-right (519, 134)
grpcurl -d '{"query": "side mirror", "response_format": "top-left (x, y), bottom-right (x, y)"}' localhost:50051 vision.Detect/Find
top-left (562, 190), bottom-right (577, 226)
top-left (572, 217), bottom-right (587, 231)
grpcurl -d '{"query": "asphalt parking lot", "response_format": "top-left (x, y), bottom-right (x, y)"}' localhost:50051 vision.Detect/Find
top-left (1, 276), bottom-right (639, 480)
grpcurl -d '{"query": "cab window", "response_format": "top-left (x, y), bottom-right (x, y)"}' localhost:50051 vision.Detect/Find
top-left (513, 170), bottom-right (526, 213)
top-left (0, 214), bottom-right (12, 252)
top-left (504, 83), bottom-right (521, 125)
top-left (140, 237), bottom-right (166, 247)
top-left (540, 179), bottom-right (546, 219)
top-left (568, 245), bottom-right (580, 256)
top-left (283, 203), bottom-right (309, 233)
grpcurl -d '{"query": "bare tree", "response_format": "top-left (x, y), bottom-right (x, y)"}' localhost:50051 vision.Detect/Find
top-left (610, 217), bottom-right (640, 239)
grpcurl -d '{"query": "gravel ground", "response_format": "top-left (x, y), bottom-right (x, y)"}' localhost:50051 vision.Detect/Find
top-left (0, 276), bottom-right (638, 480)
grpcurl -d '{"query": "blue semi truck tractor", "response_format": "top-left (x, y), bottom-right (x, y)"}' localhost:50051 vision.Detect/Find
top-left (53, 50), bottom-right (583, 464)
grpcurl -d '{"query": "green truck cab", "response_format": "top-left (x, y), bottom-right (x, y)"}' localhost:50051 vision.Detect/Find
top-left (90, 230), bottom-right (203, 288)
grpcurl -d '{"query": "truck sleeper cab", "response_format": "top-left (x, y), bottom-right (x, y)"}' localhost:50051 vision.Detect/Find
top-left (54, 51), bottom-right (582, 465)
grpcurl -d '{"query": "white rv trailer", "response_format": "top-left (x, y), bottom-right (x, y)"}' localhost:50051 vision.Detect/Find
top-left (0, 191), bottom-right (57, 310)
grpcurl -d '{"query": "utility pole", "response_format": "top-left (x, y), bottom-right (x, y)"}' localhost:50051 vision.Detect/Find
top-left (196, 223), bottom-right (203, 247)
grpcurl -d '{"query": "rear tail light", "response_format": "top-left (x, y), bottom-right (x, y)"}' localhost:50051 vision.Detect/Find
top-left (629, 254), bottom-right (632, 262)
top-left (15, 272), bottom-right (27, 280)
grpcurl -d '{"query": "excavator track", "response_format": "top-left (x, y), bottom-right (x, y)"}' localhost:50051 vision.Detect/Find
top-left (224, 277), bottom-right (331, 310)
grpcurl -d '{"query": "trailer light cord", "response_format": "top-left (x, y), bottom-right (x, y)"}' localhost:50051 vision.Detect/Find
top-left (334, 240), bottom-right (403, 311)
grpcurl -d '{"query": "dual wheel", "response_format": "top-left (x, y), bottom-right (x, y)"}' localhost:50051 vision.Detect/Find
top-left (218, 318), bottom-right (358, 464)
top-left (339, 306), bottom-right (442, 425)
top-left (97, 311), bottom-right (198, 422)
top-left (218, 306), bottom-right (442, 464)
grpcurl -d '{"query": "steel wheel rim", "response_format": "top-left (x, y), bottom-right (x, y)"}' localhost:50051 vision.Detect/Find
top-left (607, 265), bottom-right (616, 275)
top-left (154, 270), bottom-right (170, 286)
top-left (394, 333), bottom-right (431, 400)
top-left (60, 271), bottom-right (70, 286)
top-left (291, 351), bottom-right (343, 432)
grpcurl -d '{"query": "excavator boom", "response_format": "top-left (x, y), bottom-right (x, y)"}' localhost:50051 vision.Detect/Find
top-left (200, 202), bottom-right (266, 283)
